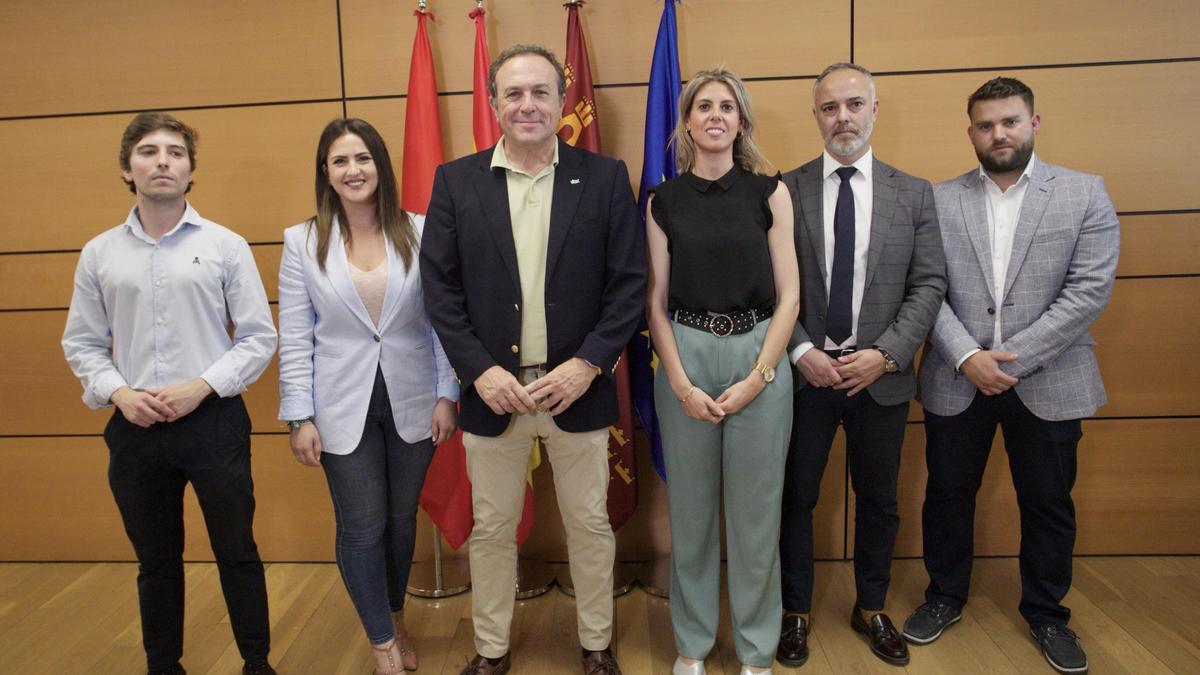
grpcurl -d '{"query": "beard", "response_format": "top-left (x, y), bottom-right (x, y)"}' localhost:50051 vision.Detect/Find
top-left (824, 117), bottom-right (873, 159)
top-left (977, 137), bottom-right (1034, 174)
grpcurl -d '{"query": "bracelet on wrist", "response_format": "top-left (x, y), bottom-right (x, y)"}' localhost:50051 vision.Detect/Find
top-left (285, 417), bottom-right (313, 430)
top-left (679, 386), bottom-right (696, 405)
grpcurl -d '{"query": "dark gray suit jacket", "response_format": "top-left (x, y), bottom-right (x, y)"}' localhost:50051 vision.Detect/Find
top-left (783, 155), bottom-right (947, 406)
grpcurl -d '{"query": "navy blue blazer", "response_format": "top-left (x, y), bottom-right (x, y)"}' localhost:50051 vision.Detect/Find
top-left (420, 139), bottom-right (647, 436)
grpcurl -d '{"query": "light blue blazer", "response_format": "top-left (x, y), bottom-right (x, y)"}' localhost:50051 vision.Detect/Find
top-left (277, 215), bottom-right (458, 453)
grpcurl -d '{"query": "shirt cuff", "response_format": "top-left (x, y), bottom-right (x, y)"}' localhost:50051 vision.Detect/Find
top-left (199, 366), bottom-right (239, 399)
top-left (436, 379), bottom-right (461, 403)
top-left (89, 371), bottom-right (130, 409)
top-left (790, 341), bottom-right (815, 365)
top-left (956, 348), bottom-right (982, 372)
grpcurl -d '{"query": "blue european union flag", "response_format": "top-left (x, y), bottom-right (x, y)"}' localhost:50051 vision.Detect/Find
top-left (631, 0), bottom-right (681, 481)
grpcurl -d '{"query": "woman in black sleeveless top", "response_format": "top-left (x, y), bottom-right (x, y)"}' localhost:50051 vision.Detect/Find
top-left (645, 67), bottom-right (800, 674)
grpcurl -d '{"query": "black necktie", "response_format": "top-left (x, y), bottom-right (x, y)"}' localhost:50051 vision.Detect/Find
top-left (826, 166), bottom-right (857, 346)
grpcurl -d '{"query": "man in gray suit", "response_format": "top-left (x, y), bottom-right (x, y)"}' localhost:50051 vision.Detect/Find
top-left (902, 77), bottom-right (1119, 675)
top-left (776, 62), bottom-right (946, 668)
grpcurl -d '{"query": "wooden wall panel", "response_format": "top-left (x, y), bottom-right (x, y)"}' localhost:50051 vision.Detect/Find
top-left (857, 0), bottom-right (1200, 73)
top-left (0, 0), bottom-right (342, 118)
top-left (0, 245), bottom-right (284, 311)
top-left (0, 436), bottom-right (334, 561)
top-left (1093, 278), bottom-right (1200, 417)
top-left (340, 0), bottom-right (848, 98)
top-left (0, 103), bottom-right (340, 253)
top-left (871, 63), bottom-right (1200, 209)
top-left (1117, 214), bottom-right (1200, 278)
top-left (871, 418), bottom-right (1200, 559)
top-left (0, 310), bottom-right (281, 437)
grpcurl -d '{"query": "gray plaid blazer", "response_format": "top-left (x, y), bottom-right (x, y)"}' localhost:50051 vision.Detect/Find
top-left (919, 159), bottom-right (1120, 421)
top-left (783, 156), bottom-right (947, 406)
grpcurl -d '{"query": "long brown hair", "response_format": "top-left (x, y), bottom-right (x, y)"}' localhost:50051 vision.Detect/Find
top-left (309, 118), bottom-right (416, 272)
top-left (672, 67), bottom-right (771, 175)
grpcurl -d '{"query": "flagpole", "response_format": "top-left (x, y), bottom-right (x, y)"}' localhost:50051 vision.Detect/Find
top-left (407, 529), bottom-right (472, 598)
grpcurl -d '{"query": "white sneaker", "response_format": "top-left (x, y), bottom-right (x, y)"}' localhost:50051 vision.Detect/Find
top-left (672, 656), bottom-right (706, 675)
top-left (740, 667), bottom-right (772, 675)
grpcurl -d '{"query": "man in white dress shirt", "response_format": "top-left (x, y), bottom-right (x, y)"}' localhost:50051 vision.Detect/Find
top-left (61, 112), bottom-right (278, 675)
top-left (776, 62), bottom-right (946, 668)
top-left (903, 77), bottom-right (1118, 675)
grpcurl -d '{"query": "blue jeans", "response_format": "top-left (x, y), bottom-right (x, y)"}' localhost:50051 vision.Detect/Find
top-left (321, 368), bottom-right (435, 645)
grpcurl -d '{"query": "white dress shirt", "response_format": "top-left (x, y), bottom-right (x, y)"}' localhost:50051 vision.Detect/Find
top-left (791, 148), bottom-right (874, 364)
top-left (956, 154), bottom-right (1037, 370)
top-left (62, 203), bottom-right (277, 409)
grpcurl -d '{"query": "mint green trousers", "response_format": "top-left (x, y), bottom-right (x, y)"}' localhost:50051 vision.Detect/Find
top-left (654, 318), bottom-right (793, 667)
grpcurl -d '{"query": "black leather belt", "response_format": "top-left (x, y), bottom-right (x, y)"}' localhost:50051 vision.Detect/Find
top-left (671, 306), bottom-right (774, 337)
top-left (822, 347), bottom-right (858, 358)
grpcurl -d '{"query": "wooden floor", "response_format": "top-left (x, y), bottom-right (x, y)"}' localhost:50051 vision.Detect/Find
top-left (2, 557), bottom-right (1197, 674)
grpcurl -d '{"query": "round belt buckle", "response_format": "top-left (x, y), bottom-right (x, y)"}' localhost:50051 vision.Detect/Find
top-left (709, 313), bottom-right (734, 337)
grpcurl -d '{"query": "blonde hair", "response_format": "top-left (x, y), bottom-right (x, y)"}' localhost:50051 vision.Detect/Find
top-left (672, 67), bottom-right (771, 175)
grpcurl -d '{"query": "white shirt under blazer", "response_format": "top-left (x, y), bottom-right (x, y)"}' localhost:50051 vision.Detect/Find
top-left (277, 214), bottom-right (459, 453)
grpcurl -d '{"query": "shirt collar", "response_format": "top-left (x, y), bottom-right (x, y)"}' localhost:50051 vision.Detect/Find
top-left (683, 164), bottom-right (741, 193)
top-left (822, 147), bottom-right (873, 182)
top-left (491, 135), bottom-right (559, 178)
top-left (979, 152), bottom-right (1038, 192)
top-left (123, 202), bottom-right (204, 243)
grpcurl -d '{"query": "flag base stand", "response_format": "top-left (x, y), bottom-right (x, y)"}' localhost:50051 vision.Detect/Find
top-left (556, 562), bottom-right (636, 598)
top-left (514, 556), bottom-right (556, 599)
top-left (635, 557), bottom-right (670, 598)
top-left (408, 531), bottom-right (471, 598)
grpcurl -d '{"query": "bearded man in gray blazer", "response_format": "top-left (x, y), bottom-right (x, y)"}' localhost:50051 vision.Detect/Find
top-left (902, 77), bottom-right (1119, 675)
top-left (776, 62), bottom-right (946, 669)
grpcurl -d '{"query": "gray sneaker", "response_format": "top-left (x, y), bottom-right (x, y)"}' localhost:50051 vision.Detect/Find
top-left (1031, 624), bottom-right (1088, 673)
top-left (902, 601), bottom-right (962, 644)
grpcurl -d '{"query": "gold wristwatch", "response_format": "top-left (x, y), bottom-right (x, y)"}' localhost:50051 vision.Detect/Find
top-left (751, 360), bottom-right (776, 383)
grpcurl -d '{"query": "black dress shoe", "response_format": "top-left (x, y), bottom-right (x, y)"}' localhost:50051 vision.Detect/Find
top-left (776, 613), bottom-right (810, 667)
top-left (582, 647), bottom-right (622, 675)
top-left (850, 610), bottom-right (909, 666)
top-left (1031, 624), bottom-right (1088, 673)
top-left (461, 652), bottom-right (511, 675)
top-left (242, 662), bottom-right (276, 675)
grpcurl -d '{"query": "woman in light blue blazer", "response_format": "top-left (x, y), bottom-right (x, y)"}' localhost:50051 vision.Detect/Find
top-left (278, 118), bottom-right (458, 675)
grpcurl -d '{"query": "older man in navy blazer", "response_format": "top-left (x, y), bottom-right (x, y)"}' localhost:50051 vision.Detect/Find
top-left (903, 77), bottom-right (1119, 675)
top-left (420, 44), bottom-right (645, 675)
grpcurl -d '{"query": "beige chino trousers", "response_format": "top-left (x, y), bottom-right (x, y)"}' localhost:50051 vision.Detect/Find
top-left (462, 366), bottom-right (615, 658)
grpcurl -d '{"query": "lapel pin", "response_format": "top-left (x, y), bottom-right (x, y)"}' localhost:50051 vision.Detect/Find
top-left (570, 178), bottom-right (581, 185)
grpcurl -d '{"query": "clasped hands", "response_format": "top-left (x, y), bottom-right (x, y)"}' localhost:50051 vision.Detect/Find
top-left (475, 358), bottom-right (598, 416)
top-left (674, 373), bottom-right (766, 424)
top-left (111, 378), bottom-right (213, 427)
top-left (796, 348), bottom-right (887, 396)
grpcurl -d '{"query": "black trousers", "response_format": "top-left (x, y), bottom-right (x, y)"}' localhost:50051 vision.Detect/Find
top-left (780, 384), bottom-right (908, 612)
top-left (922, 389), bottom-right (1081, 628)
top-left (104, 395), bottom-right (270, 671)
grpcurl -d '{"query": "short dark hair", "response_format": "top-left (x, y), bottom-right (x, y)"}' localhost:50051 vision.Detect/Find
top-left (813, 62), bottom-right (876, 101)
top-left (967, 77), bottom-right (1035, 117)
top-left (487, 44), bottom-right (566, 102)
top-left (119, 112), bottom-right (198, 194)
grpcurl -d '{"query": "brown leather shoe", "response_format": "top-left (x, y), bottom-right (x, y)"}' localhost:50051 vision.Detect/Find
top-left (460, 653), bottom-right (511, 675)
top-left (851, 609), bottom-right (909, 665)
top-left (776, 613), bottom-right (810, 667)
top-left (582, 648), bottom-right (622, 675)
